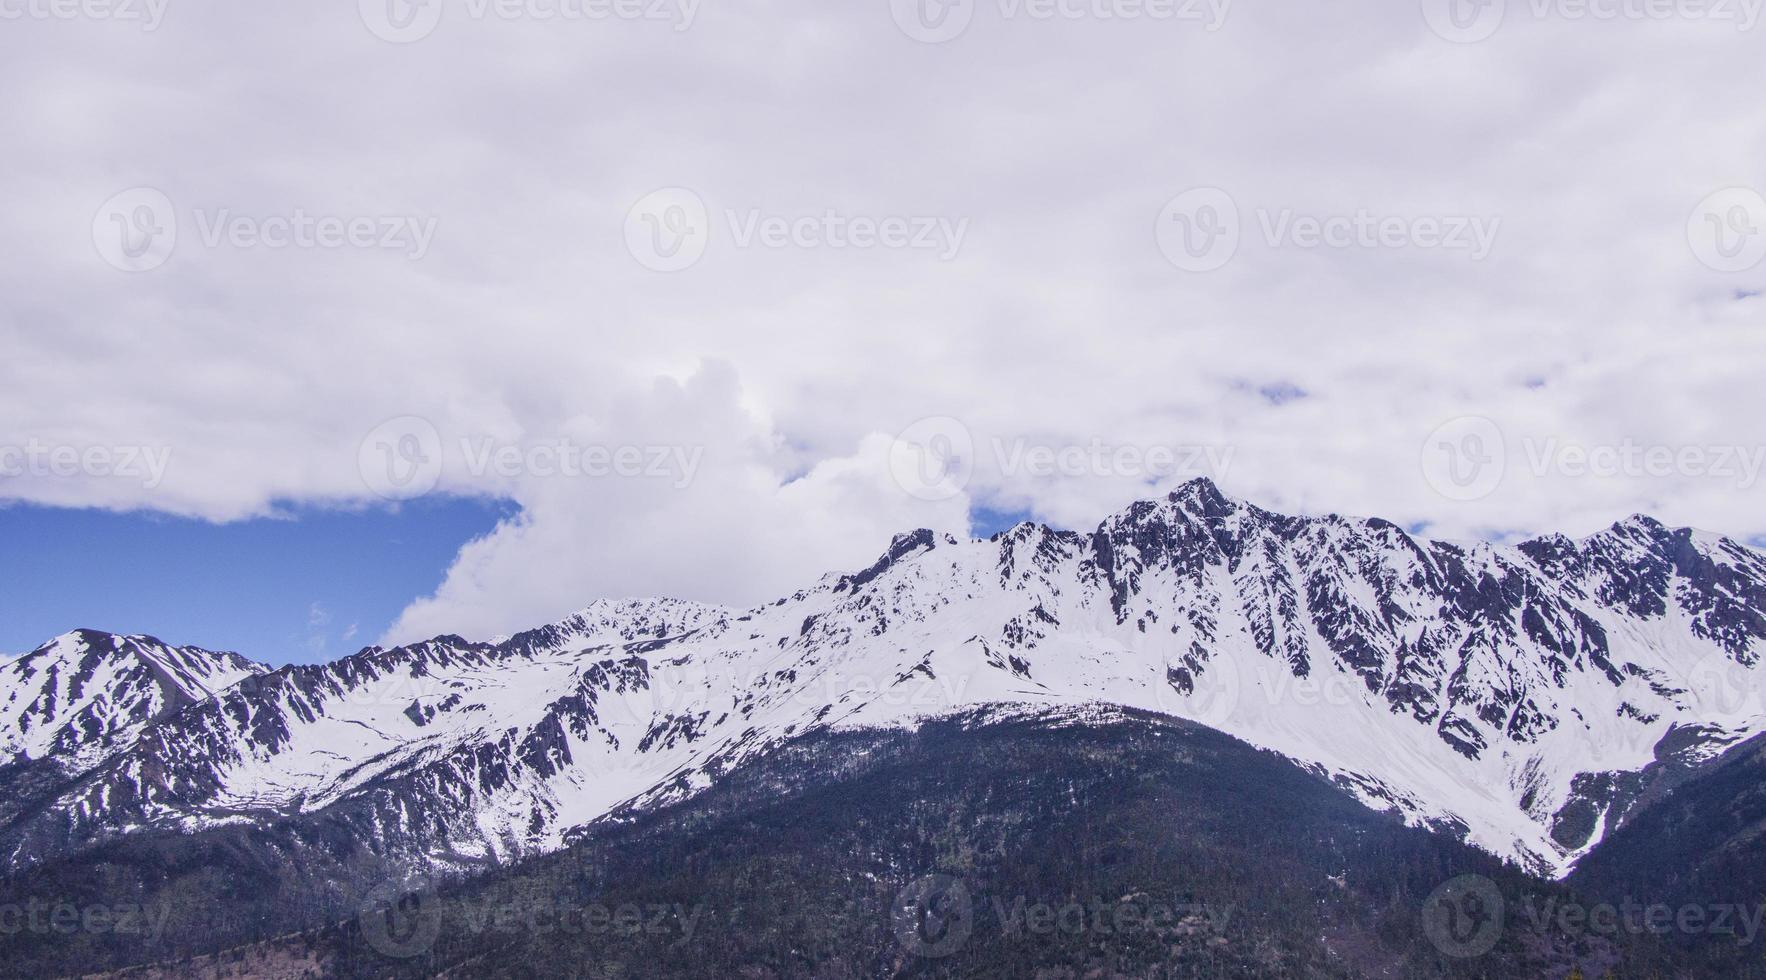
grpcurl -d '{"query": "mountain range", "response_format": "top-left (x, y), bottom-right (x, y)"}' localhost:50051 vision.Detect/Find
top-left (5, 478), bottom-right (1766, 976)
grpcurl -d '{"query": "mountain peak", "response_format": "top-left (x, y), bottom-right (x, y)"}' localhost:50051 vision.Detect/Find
top-left (1578, 513), bottom-right (1680, 554)
top-left (1612, 512), bottom-right (1670, 536)
top-left (22, 629), bottom-right (173, 671)
top-left (27, 627), bottom-right (119, 657)
top-left (3, 629), bottom-right (265, 769)
top-left (836, 528), bottom-right (939, 593)
top-left (1165, 476), bottom-right (1237, 518)
top-left (1095, 479), bottom-right (1242, 536)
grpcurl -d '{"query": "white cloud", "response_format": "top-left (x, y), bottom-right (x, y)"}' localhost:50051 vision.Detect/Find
top-left (1, 1), bottom-right (1763, 644)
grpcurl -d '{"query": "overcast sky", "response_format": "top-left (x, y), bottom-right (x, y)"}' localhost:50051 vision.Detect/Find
top-left (2, 0), bottom-right (1763, 647)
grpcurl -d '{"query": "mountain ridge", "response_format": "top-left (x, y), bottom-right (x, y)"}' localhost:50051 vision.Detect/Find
top-left (4, 479), bottom-right (1764, 883)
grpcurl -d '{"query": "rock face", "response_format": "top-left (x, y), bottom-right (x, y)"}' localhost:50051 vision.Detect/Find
top-left (3, 480), bottom-right (1764, 878)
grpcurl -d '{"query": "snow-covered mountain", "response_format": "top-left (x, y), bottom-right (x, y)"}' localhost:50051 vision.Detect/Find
top-left (4, 480), bottom-right (1764, 879)
top-left (1, 629), bottom-right (266, 772)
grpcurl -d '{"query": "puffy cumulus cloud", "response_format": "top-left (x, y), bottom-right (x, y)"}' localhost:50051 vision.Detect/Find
top-left (382, 366), bottom-right (972, 644)
top-left (1, 0), bottom-right (1764, 643)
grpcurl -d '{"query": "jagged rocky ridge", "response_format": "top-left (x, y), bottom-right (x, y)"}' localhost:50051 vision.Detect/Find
top-left (2, 480), bottom-right (1763, 878)
top-left (1, 630), bottom-right (265, 773)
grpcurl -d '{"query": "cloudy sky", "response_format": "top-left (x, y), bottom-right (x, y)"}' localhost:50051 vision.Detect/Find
top-left (2, 0), bottom-right (1763, 658)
